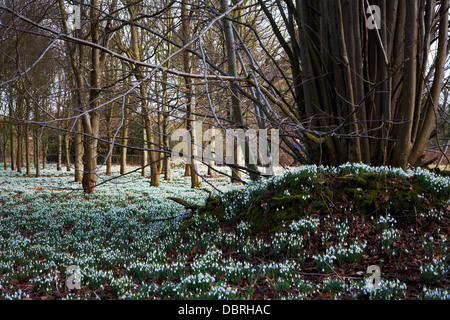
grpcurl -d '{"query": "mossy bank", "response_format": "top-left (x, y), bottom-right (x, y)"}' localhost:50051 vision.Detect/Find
top-left (180, 163), bottom-right (450, 235)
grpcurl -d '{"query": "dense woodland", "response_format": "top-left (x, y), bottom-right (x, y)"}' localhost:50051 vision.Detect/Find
top-left (0, 0), bottom-right (449, 193)
top-left (1, 1), bottom-right (450, 302)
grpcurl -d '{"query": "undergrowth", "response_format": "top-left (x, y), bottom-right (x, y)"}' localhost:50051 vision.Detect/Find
top-left (1, 163), bottom-right (449, 300)
top-left (180, 164), bottom-right (450, 235)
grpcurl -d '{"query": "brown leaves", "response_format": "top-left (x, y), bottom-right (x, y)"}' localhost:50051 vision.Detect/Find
top-left (379, 193), bottom-right (389, 204)
top-left (186, 246), bottom-right (205, 264)
top-left (252, 285), bottom-right (268, 299)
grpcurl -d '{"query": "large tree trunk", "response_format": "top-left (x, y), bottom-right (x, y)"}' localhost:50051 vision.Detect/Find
top-left (105, 108), bottom-right (112, 176)
top-left (9, 119), bottom-right (15, 171)
top-left (162, 85), bottom-right (171, 181)
top-left (34, 134), bottom-right (40, 177)
top-left (59, 0), bottom-right (116, 193)
top-left (57, 132), bottom-right (62, 171)
top-left (73, 29), bottom-right (84, 183)
top-left (142, 126), bottom-right (148, 177)
top-left (408, 0), bottom-right (448, 166)
top-left (74, 119), bottom-right (83, 181)
top-left (2, 140), bottom-right (6, 170)
top-left (120, 103), bottom-right (129, 176)
top-left (81, 0), bottom-right (102, 194)
top-left (181, 0), bottom-right (201, 188)
top-left (162, 106), bottom-right (171, 181)
top-left (34, 101), bottom-right (40, 177)
top-left (221, 0), bottom-right (260, 182)
top-left (81, 112), bottom-right (99, 194)
top-left (145, 115), bottom-right (160, 187)
top-left (336, 0), bottom-right (362, 163)
top-left (25, 123), bottom-right (30, 177)
top-left (16, 125), bottom-right (22, 173)
top-left (2, 134), bottom-right (6, 170)
top-left (257, 0), bottom-right (449, 170)
top-left (81, 0), bottom-right (117, 193)
top-left (125, 1), bottom-right (159, 186)
top-left (392, 0), bottom-right (418, 168)
top-left (65, 133), bottom-right (71, 171)
top-left (42, 138), bottom-right (47, 170)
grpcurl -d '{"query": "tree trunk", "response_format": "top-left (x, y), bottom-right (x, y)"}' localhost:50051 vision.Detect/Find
top-left (182, 0), bottom-right (201, 188)
top-left (42, 139), bottom-right (47, 170)
top-left (3, 134), bottom-right (7, 170)
top-left (74, 119), bottom-right (83, 181)
top-left (408, 0), bottom-right (448, 166)
top-left (25, 124), bottom-right (31, 177)
top-left (81, 0), bottom-right (113, 193)
top-left (17, 125), bottom-right (22, 173)
top-left (106, 109), bottom-right (114, 176)
top-left (9, 122), bottom-right (15, 171)
top-left (58, 0), bottom-right (117, 193)
top-left (255, 0), bottom-right (448, 170)
top-left (392, 0), bottom-right (418, 169)
top-left (65, 133), bottom-right (71, 171)
top-left (81, 112), bottom-right (99, 194)
top-left (142, 126), bottom-right (148, 177)
top-left (220, 0), bottom-right (260, 182)
top-left (34, 134), bottom-right (40, 177)
top-left (120, 104), bottom-right (129, 176)
top-left (145, 115), bottom-right (160, 187)
top-left (336, 0), bottom-right (362, 163)
top-left (57, 132), bottom-right (62, 171)
top-left (162, 106), bottom-right (171, 181)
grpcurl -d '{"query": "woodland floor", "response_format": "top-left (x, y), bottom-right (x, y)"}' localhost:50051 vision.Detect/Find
top-left (0, 163), bottom-right (449, 300)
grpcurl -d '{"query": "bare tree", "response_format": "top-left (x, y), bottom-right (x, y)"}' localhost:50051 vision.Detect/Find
top-left (1, 0), bottom-right (449, 195)
top-left (256, 0), bottom-right (449, 169)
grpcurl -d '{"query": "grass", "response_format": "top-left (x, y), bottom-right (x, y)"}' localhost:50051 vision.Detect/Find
top-left (0, 163), bottom-right (449, 300)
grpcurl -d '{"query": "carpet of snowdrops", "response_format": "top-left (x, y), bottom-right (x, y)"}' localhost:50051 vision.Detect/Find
top-left (0, 163), bottom-right (449, 300)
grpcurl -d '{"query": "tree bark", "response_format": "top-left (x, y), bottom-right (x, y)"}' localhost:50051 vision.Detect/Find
top-left (57, 132), bottom-right (62, 171)
top-left (120, 103), bottom-right (129, 176)
top-left (65, 133), bottom-right (71, 171)
top-left (142, 126), bottom-right (148, 177)
top-left (220, 0), bottom-right (260, 182)
top-left (43, 140), bottom-right (47, 170)
top-left (392, 1), bottom-right (418, 169)
top-left (105, 108), bottom-right (112, 176)
top-left (145, 115), bottom-right (160, 186)
top-left (336, 0), bottom-right (362, 163)
top-left (74, 119), bottom-right (83, 181)
top-left (34, 101), bottom-right (40, 177)
top-left (408, 0), bottom-right (448, 166)
top-left (182, 0), bottom-right (201, 188)
top-left (25, 123), bottom-right (31, 177)
top-left (9, 116), bottom-right (15, 171)
top-left (34, 134), bottom-right (40, 177)
top-left (81, 112), bottom-right (99, 194)
top-left (81, 0), bottom-right (116, 193)
top-left (16, 125), bottom-right (22, 173)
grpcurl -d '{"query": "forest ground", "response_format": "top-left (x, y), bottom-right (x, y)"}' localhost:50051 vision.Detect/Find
top-left (0, 163), bottom-right (449, 300)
